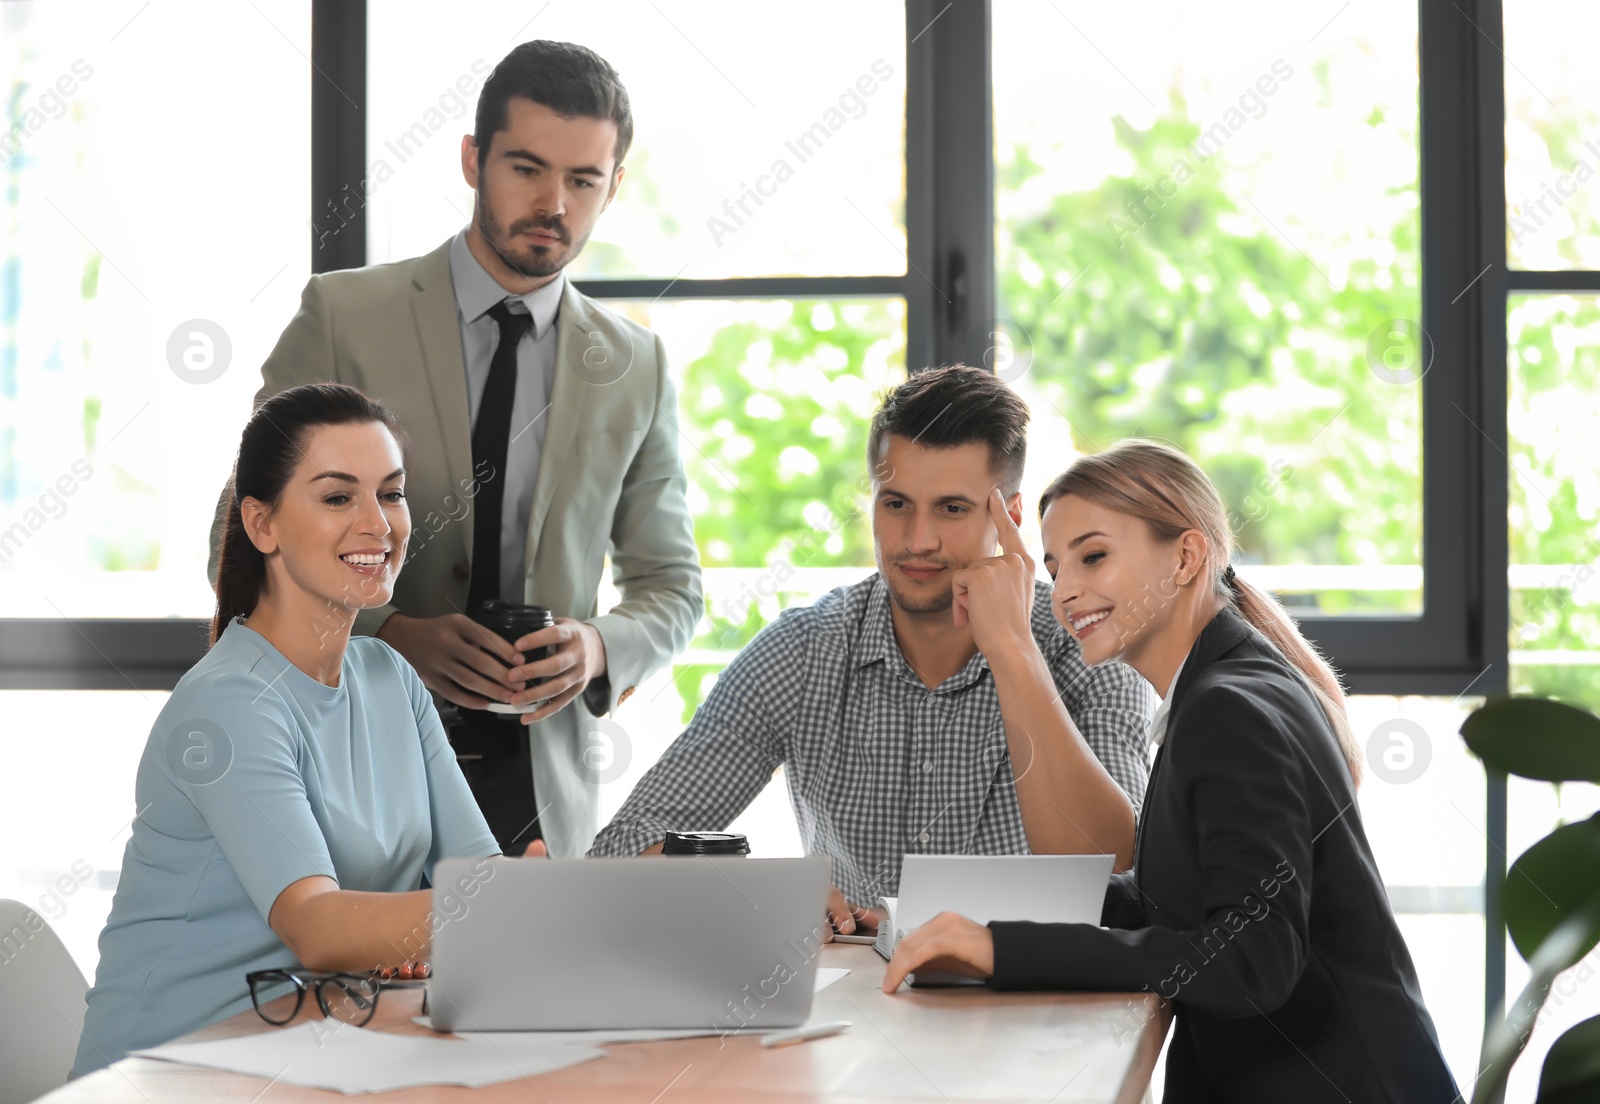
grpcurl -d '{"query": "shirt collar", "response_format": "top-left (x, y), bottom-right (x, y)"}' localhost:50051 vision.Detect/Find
top-left (855, 575), bottom-right (899, 668)
top-left (1150, 649), bottom-right (1192, 748)
top-left (855, 573), bottom-right (989, 692)
top-left (449, 227), bottom-right (565, 339)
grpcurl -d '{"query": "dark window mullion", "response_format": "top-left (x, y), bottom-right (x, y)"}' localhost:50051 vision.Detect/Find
top-left (310, 0), bottom-right (366, 274)
top-left (572, 275), bottom-right (908, 301)
top-left (906, 0), bottom-right (992, 371)
top-left (0, 620), bottom-right (208, 691)
top-left (1506, 269), bottom-right (1600, 292)
top-left (1294, 0), bottom-right (1503, 689)
top-left (1458, 0), bottom-right (1512, 1035)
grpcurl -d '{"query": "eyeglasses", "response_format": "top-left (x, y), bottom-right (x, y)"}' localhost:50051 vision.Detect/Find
top-left (246, 969), bottom-right (390, 1027)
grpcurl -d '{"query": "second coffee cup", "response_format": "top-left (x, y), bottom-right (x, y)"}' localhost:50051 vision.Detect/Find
top-left (471, 600), bottom-right (555, 718)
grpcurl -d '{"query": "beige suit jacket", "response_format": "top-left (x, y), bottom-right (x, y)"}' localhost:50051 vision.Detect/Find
top-left (208, 237), bottom-right (703, 856)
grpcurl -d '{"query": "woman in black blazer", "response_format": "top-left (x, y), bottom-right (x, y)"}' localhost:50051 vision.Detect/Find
top-left (884, 439), bottom-right (1459, 1103)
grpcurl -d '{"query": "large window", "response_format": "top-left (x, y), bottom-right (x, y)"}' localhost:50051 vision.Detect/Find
top-left (1503, 2), bottom-right (1600, 271)
top-left (1508, 296), bottom-right (1600, 706)
top-left (993, 2), bottom-right (1423, 617)
top-left (1497, 4), bottom-right (1600, 1094)
top-left (984, 3), bottom-right (1504, 1090)
top-left (0, 0), bottom-right (310, 622)
top-left (366, 1), bottom-right (908, 279)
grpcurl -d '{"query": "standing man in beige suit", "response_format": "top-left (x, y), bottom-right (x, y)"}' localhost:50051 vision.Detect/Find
top-left (208, 41), bottom-right (702, 858)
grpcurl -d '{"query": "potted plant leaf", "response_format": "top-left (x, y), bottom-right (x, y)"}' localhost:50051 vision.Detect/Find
top-left (1462, 697), bottom-right (1600, 1104)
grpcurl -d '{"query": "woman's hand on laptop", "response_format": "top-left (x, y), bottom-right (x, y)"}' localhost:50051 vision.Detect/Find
top-left (824, 886), bottom-right (884, 942)
top-left (881, 911), bottom-right (994, 992)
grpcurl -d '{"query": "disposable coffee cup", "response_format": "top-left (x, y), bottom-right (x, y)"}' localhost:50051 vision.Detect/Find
top-left (471, 600), bottom-right (554, 718)
top-left (661, 831), bottom-right (750, 856)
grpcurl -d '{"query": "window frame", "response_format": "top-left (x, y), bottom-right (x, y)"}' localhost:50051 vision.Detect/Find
top-left (0, 0), bottom-right (1543, 1033)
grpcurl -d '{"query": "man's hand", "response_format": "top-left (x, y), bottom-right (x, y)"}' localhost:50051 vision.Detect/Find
top-left (508, 618), bottom-right (608, 724)
top-left (881, 911), bottom-right (994, 992)
top-left (823, 885), bottom-right (884, 943)
top-left (376, 612), bottom-right (522, 710)
top-left (950, 488), bottom-right (1036, 656)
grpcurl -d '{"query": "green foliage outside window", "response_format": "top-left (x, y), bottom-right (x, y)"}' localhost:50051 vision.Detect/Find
top-left (997, 99), bottom-right (1422, 592)
top-left (663, 95), bottom-right (1595, 720)
top-left (670, 300), bottom-right (899, 717)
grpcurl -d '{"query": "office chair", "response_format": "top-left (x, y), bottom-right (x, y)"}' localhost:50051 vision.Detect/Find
top-left (0, 899), bottom-right (90, 1104)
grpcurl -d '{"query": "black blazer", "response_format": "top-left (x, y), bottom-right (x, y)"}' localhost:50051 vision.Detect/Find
top-left (988, 608), bottom-right (1458, 1103)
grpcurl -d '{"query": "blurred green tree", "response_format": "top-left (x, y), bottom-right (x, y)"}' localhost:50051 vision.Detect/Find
top-left (1507, 298), bottom-right (1600, 708)
top-left (997, 103), bottom-right (1422, 589)
top-left (670, 300), bottom-right (900, 717)
top-left (667, 94), bottom-right (1596, 718)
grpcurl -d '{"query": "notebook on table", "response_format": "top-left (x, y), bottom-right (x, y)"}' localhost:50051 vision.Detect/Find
top-left (873, 854), bottom-right (1115, 986)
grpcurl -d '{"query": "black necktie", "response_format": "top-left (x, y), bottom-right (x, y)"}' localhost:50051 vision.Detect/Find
top-left (467, 300), bottom-right (533, 613)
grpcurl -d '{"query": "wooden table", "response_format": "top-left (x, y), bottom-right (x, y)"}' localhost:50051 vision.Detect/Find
top-left (44, 945), bottom-right (1171, 1103)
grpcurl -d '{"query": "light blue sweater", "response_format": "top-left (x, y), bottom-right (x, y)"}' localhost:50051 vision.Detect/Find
top-left (73, 617), bottom-right (498, 1073)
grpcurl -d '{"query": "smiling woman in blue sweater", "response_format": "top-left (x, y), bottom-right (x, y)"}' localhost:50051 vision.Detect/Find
top-left (73, 384), bottom-right (500, 1074)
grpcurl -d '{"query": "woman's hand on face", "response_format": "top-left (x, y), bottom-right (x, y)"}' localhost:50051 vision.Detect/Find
top-left (881, 911), bottom-right (996, 993)
top-left (950, 489), bottom-right (1036, 656)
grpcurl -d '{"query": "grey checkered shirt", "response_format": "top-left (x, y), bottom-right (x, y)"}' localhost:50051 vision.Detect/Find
top-left (588, 574), bottom-right (1154, 903)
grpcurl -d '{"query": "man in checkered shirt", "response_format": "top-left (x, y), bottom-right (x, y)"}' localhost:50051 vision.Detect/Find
top-left (589, 366), bottom-right (1153, 936)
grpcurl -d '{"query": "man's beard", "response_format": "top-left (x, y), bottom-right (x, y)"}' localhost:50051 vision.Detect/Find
top-left (881, 557), bottom-right (957, 615)
top-left (885, 581), bottom-right (954, 615)
top-left (475, 178), bottom-right (590, 279)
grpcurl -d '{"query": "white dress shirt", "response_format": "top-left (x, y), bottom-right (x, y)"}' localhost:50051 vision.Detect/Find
top-left (449, 228), bottom-right (565, 604)
top-left (1149, 650), bottom-right (1192, 748)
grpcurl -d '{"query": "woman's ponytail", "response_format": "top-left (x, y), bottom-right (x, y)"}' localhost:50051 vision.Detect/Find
top-left (1225, 570), bottom-right (1364, 787)
top-left (210, 477), bottom-right (267, 645)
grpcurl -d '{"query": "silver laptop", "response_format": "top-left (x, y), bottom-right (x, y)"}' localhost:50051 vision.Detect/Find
top-left (879, 854), bottom-right (1115, 985)
top-left (428, 855), bottom-right (832, 1031)
top-left (893, 853), bottom-right (1115, 934)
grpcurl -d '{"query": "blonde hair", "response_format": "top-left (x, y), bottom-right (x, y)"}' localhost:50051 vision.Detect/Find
top-left (1040, 439), bottom-right (1363, 787)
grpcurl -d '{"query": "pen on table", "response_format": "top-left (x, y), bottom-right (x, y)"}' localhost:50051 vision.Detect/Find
top-left (760, 1019), bottom-right (853, 1048)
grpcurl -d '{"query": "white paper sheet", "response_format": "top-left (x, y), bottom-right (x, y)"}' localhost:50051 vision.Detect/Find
top-left (813, 966), bottom-right (849, 992)
top-left (132, 1021), bottom-right (605, 1094)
